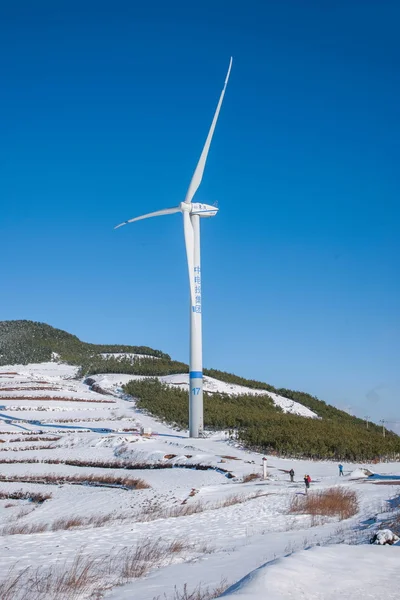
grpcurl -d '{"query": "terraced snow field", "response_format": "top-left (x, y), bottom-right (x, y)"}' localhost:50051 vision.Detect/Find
top-left (0, 362), bottom-right (399, 599)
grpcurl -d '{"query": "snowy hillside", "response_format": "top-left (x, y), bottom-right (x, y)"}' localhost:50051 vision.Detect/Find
top-left (0, 362), bottom-right (400, 599)
top-left (90, 372), bottom-right (318, 418)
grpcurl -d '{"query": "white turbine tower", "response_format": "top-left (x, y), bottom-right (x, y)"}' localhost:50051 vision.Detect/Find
top-left (115, 58), bottom-right (232, 438)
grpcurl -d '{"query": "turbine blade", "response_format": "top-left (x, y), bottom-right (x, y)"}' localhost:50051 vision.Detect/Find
top-left (183, 211), bottom-right (196, 306)
top-left (114, 206), bottom-right (180, 229)
top-left (184, 57), bottom-right (233, 205)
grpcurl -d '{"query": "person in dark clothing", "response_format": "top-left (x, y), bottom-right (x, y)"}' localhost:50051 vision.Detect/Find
top-left (289, 468), bottom-right (295, 483)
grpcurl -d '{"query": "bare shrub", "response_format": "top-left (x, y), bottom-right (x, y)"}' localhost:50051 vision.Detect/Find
top-left (117, 539), bottom-right (170, 580)
top-left (0, 558), bottom-right (96, 599)
top-left (289, 487), bottom-right (359, 521)
top-left (195, 542), bottom-right (215, 555)
top-left (12, 508), bottom-right (34, 521)
top-left (162, 579), bottom-right (230, 600)
top-left (169, 539), bottom-right (188, 554)
top-left (0, 568), bottom-right (30, 600)
top-left (0, 538), bottom-right (196, 599)
top-left (0, 490), bottom-right (52, 503)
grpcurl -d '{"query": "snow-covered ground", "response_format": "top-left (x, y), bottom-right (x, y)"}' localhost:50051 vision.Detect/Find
top-left (0, 362), bottom-right (399, 599)
top-left (221, 544), bottom-right (400, 599)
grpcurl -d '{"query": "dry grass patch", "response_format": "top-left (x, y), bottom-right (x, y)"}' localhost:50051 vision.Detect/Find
top-left (51, 517), bottom-right (85, 531)
top-left (0, 387), bottom-right (60, 392)
top-left (0, 458), bottom-right (40, 464)
top-left (50, 514), bottom-right (115, 532)
top-left (218, 494), bottom-right (246, 507)
top-left (0, 396), bottom-right (115, 403)
top-left (2, 522), bottom-right (48, 535)
top-left (372, 481), bottom-right (400, 485)
top-left (0, 538), bottom-right (200, 599)
top-left (289, 487), bottom-right (359, 521)
top-left (213, 492), bottom-right (266, 509)
top-left (16, 457), bottom-right (234, 478)
top-left (2, 513), bottom-right (121, 536)
top-left (0, 445), bottom-right (55, 452)
top-left (242, 473), bottom-right (262, 483)
top-left (140, 491), bottom-right (266, 522)
top-left (0, 473), bottom-right (149, 490)
top-left (8, 436), bottom-right (61, 443)
top-left (160, 579), bottom-right (230, 600)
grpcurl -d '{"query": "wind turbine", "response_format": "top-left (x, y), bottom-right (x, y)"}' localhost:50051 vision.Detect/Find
top-left (115, 58), bottom-right (233, 438)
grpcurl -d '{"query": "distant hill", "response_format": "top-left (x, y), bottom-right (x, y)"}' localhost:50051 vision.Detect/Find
top-left (1, 320), bottom-right (398, 461)
top-left (0, 320), bottom-right (169, 366)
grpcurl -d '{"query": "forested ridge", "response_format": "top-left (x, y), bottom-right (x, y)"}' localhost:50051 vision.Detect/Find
top-left (1, 320), bottom-right (397, 460)
top-left (124, 379), bottom-right (400, 461)
top-left (0, 320), bottom-right (169, 365)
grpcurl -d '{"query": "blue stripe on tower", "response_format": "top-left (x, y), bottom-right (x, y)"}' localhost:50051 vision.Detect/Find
top-left (189, 371), bottom-right (203, 379)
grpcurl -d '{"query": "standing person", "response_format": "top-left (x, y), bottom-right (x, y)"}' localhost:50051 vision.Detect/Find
top-left (289, 468), bottom-right (295, 483)
top-left (304, 474), bottom-right (310, 493)
top-left (338, 464), bottom-right (344, 476)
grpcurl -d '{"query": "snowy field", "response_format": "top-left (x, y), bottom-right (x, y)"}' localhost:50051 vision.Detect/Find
top-left (0, 362), bottom-right (399, 599)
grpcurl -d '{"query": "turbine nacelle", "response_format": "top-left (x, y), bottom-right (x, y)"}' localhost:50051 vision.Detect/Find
top-left (182, 202), bottom-right (219, 218)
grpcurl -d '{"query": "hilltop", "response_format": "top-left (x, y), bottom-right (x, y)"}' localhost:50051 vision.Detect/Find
top-left (1, 320), bottom-right (399, 461)
top-left (0, 320), bottom-right (169, 365)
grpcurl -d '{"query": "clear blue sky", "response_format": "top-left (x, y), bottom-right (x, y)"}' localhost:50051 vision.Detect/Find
top-left (1, 1), bottom-right (399, 425)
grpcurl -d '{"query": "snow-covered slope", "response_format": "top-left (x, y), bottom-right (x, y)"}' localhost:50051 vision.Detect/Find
top-left (221, 544), bottom-right (400, 600)
top-left (90, 372), bottom-right (317, 418)
top-left (0, 362), bottom-right (399, 600)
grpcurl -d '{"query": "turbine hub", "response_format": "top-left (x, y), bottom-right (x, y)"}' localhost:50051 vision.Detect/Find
top-left (180, 202), bottom-right (192, 213)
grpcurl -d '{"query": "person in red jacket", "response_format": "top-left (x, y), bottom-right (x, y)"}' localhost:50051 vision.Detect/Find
top-left (304, 474), bottom-right (311, 492)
